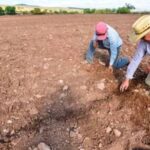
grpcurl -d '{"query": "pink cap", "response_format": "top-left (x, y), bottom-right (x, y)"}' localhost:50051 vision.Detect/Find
top-left (95, 22), bottom-right (107, 40)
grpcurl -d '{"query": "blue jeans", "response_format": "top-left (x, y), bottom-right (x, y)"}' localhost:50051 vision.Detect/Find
top-left (86, 40), bottom-right (129, 69)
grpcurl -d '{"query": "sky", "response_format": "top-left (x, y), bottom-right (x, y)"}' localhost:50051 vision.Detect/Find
top-left (0, 0), bottom-right (150, 11)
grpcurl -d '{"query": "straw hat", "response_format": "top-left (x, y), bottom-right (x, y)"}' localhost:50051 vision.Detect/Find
top-left (129, 15), bottom-right (150, 42)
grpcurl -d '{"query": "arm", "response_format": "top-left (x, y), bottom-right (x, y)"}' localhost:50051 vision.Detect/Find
top-left (107, 26), bottom-right (121, 67)
top-left (109, 40), bottom-right (119, 66)
top-left (92, 32), bottom-right (98, 48)
top-left (120, 41), bottom-right (146, 92)
top-left (126, 41), bottom-right (146, 79)
top-left (86, 32), bottom-right (98, 63)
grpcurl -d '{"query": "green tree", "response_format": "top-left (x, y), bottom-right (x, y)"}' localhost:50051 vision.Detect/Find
top-left (0, 7), bottom-right (5, 15)
top-left (83, 8), bottom-right (95, 14)
top-left (125, 3), bottom-right (135, 10)
top-left (69, 11), bottom-right (79, 14)
top-left (53, 10), bottom-right (59, 14)
top-left (49, 10), bottom-right (53, 14)
top-left (31, 8), bottom-right (43, 15)
top-left (117, 7), bottom-right (130, 14)
top-left (42, 9), bottom-right (48, 14)
top-left (59, 10), bottom-right (68, 14)
top-left (22, 11), bottom-right (29, 15)
top-left (5, 6), bottom-right (16, 15)
top-left (95, 9), bottom-right (115, 14)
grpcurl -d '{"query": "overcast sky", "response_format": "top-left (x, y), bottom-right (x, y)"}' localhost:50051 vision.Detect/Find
top-left (0, 0), bottom-right (150, 11)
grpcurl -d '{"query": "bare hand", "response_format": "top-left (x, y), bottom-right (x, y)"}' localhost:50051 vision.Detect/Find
top-left (108, 65), bottom-right (113, 73)
top-left (93, 41), bottom-right (98, 49)
top-left (144, 65), bottom-right (150, 73)
top-left (120, 79), bottom-right (130, 92)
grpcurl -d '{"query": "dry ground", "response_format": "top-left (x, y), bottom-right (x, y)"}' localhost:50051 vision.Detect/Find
top-left (0, 14), bottom-right (149, 150)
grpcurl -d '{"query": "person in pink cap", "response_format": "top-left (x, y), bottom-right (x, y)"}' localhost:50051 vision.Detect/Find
top-left (86, 22), bottom-right (129, 71)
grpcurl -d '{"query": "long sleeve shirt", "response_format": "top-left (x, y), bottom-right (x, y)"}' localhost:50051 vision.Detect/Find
top-left (92, 25), bottom-right (122, 65)
top-left (126, 40), bottom-right (150, 79)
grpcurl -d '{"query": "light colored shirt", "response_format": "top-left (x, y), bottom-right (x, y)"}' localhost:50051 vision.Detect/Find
top-left (93, 25), bottom-right (122, 65)
top-left (126, 40), bottom-right (150, 79)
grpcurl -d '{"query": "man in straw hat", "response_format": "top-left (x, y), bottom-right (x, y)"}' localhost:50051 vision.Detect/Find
top-left (86, 22), bottom-right (129, 72)
top-left (120, 15), bottom-right (150, 92)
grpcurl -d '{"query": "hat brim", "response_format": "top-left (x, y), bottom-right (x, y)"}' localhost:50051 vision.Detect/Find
top-left (129, 28), bottom-right (150, 42)
top-left (97, 34), bottom-right (107, 40)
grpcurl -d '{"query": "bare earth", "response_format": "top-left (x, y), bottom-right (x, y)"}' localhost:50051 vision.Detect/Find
top-left (0, 14), bottom-right (150, 150)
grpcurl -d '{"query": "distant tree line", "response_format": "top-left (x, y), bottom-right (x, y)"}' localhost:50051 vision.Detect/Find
top-left (0, 6), bottom-right (81, 15)
top-left (0, 6), bottom-right (16, 15)
top-left (0, 3), bottom-right (149, 15)
top-left (83, 3), bottom-right (136, 14)
top-left (30, 8), bottom-right (80, 15)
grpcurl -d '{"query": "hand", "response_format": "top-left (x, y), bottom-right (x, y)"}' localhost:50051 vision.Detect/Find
top-left (93, 41), bottom-right (98, 49)
top-left (108, 65), bottom-right (113, 73)
top-left (148, 65), bottom-right (150, 72)
top-left (144, 65), bottom-right (150, 73)
top-left (120, 79), bottom-right (130, 92)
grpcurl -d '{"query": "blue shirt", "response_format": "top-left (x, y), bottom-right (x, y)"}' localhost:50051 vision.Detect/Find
top-left (126, 40), bottom-right (150, 79)
top-left (92, 25), bottom-right (122, 65)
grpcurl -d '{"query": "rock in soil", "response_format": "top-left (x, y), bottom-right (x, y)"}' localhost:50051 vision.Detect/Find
top-left (106, 126), bottom-right (112, 134)
top-left (63, 85), bottom-right (69, 91)
top-left (113, 129), bottom-right (122, 137)
top-left (37, 142), bottom-right (51, 150)
top-left (97, 82), bottom-right (105, 90)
